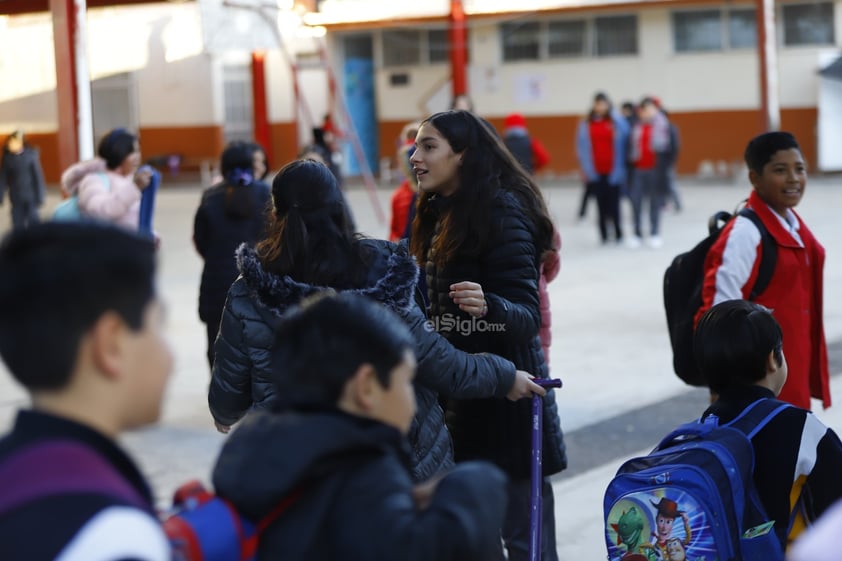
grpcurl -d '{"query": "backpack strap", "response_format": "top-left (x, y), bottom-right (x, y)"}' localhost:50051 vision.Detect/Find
top-left (0, 440), bottom-right (148, 517)
top-left (723, 397), bottom-right (792, 439)
top-left (736, 208), bottom-right (778, 300)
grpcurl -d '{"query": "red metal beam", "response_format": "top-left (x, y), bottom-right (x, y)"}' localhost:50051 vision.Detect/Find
top-left (449, 0), bottom-right (468, 99)
top-left (251, 50), bottom-right (273, 160)
top-left (50, 0), bottom-right (80, 172)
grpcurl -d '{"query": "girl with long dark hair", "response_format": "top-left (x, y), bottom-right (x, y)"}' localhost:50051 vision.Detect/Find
top-left (409, 110), bottom-right (567, 561)
top-left (193, 141), bottom-right (271, 367)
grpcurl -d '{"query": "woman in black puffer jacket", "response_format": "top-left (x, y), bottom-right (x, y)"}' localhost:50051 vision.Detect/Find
top-left (409, 110), bottom-right (567, 561)
top-left (208, 159), bottom-right (544, 482)
top-left (193, 142), bottom-right (271, 368)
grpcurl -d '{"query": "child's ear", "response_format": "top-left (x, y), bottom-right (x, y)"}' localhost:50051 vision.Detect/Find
top-left (748, 168), bottom-right (760, 189)
top-left (349, 363), bottom-right (380, 411)
top-left (765, 349), bottom-right (779, 374)
top-left (88, 311), bottom-right (126, 382)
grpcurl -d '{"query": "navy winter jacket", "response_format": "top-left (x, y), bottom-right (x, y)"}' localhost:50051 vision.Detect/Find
top-left (192, 181), bottom-right (271, 324)
top-left (208, 238), bottom-right (517, 481)
top-left (213, 409), bottom-right (508, 560)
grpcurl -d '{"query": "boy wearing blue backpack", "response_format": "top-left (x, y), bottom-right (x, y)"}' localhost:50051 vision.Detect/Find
top-left (211, 293), bottom-right (508, 561)
top-left (0, 222), bottom-right (172, 561)
top-left (605, 300), bottom-right (842, 561)
top-left (695, 300), bottom-right (842, 551)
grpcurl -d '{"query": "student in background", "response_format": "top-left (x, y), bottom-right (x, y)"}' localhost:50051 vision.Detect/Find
top-left (502, 113), bottom-right (550, 175)
top-left (0, 130), bottom-right (46, 230)
top-left (193, 142), bottom-right (271, 368)
top-left (575, 92), bottom-right (629, 245)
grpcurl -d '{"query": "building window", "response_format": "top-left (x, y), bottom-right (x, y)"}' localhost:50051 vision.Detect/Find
top-left (672, 8), bottom-right (757, 52)
top-left (548, 20), bottom-right (587, 57)
top-left (595, 15), bottom-right (638, 56)
top-left (428, 29), bottom-right (450, 63)
top-left (501, 21), bottom-right (541, 61)
top-left (728, 8), bottom-right (757, 48)
top-left (502, 15), bottom-right (637, 62)
top-left (382, 29), bottom-right (422, 67)
top-left (782, 2), bottom-right (834, 45)
top-left (673, 10), bottom-right (722, 51)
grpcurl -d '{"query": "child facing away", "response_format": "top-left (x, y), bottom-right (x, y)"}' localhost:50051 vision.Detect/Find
top-left (0, 222), bottom-right (172, 561)
top-left (696, 131), bottom-right (829, 410)
top-left (694, 300), bottom-right (842, 551)
top-left (212, 292), bottom-right (508, 561)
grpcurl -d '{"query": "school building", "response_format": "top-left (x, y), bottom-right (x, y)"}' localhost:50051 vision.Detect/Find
top-left (1, 0), bottom-right (840, 184)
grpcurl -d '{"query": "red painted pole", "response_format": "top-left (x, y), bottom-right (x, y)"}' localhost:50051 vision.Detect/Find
top-left (251, 50), bottom-right (273, 157)
top-left (449, 0), bottom-right (468, 99)
top-left (51, 0), bottom-right (81, 175)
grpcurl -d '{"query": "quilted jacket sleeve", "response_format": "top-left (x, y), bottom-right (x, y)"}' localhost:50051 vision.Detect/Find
top-left (208, 281), bottom-right (255, 426)
top-left (401, 296), bottom-right (516, 399)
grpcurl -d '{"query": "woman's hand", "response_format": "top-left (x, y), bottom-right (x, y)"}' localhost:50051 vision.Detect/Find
top-left (449, 281), bottom-right (487, 318)
top-left (214, 420), bottom-right (231, 434)
top-left (506, 370), bottom-right (547, 401)
top-left (134, 167), bottom-right (153, 191)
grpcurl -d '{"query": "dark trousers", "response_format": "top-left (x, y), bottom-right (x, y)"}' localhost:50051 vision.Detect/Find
top-left (499, 477), bottom-right (559, 561)
top-left (578, 181), bottom-right (598, 218)
top-left (593, 175), bottom-right (622, 242)
top-left (11, 201), bottom-right (39, 230)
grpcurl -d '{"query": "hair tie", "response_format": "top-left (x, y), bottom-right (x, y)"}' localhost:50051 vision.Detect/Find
top-left (226, 168), bottom-right (254, 187)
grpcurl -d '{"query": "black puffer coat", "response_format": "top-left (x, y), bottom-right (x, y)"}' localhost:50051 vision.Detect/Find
top-left (193, 181), bottom-right (271, 325)
top-left (424, 190), bottom-right (567, 479)
top-left (208, 238), bottom-right (517, 481)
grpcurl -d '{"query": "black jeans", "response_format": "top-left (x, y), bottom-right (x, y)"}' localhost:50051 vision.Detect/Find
top-left (578, 181), bottom-right (598, 218)
top-left (592, 175), bottom-right (622, 242)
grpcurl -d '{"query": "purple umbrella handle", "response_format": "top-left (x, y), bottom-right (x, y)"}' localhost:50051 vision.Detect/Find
top-left (530, 378), bottom-right (562, 561)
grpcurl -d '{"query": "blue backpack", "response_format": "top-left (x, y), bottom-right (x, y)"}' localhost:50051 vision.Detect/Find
top-left (53, 172), bottom-right (110, 222)
top-left (604, 398), bottom-right (791, 561)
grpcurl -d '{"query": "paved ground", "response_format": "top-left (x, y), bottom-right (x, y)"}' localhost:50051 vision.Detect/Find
top-left (1, 174), bottom-right (841, 560)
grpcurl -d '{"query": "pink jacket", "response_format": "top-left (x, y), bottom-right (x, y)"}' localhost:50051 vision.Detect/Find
top-left (61, 158), bottom-right (141, 231)
top-left (539, 228), bottom-right (562, 366)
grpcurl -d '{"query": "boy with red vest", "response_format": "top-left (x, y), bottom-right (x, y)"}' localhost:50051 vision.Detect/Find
top-left (696, 131), bottom-right (829, 410)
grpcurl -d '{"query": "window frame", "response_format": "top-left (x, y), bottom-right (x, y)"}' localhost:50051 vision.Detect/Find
top-left (500, 14), bottom-right (638, 63)
top-left (780, 1), bottom-right (835, 46)
top-left (671, 6), bottom-right (759, 53)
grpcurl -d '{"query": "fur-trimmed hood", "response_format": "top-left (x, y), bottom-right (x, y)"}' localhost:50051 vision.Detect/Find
top-left (60, 158), bottom-right (106, 196)
top-left (234, 238), bottom-right (419, 318)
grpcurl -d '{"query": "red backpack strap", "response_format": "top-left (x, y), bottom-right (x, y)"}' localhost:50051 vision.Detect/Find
top-left (239, 486), bottom-right (305, 561)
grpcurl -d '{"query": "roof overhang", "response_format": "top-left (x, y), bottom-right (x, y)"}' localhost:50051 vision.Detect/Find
top-left (820, 55), bottom-right (842, 82)
top-left (0, 0), bottom-right (192, 17)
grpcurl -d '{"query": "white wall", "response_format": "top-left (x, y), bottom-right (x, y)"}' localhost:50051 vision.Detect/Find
top-left (0, 13), bottom-right (57, 132)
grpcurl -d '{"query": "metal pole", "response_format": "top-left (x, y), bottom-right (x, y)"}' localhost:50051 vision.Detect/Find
top-left (74, 0), bottom-right (94, 159)
top-left (449, 0), bottom-right (468, 99)
top-left (756, 0), bottom-right (780, 131)
top-left (530, 378), bottom-right (562, 561)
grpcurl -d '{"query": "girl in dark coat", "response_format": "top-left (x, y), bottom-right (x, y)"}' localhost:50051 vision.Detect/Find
top-left (409, 110), bottom-right (567, 561)
top-left (208, 159), bottom-right (544, 482)
top-left (193, 142), bottom-right (271, 367)
top-left (0, 130), bottom-right (46, 230)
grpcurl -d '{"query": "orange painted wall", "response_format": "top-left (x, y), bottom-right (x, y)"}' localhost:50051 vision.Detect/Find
top-left (19, 132), bottom-right (61, 185)
top-left (139, 125), bottom-right (225, 164)
top-left (378, 108), bottom-right (819, 179)
top-left (269, 122), bottom-right (299, 173)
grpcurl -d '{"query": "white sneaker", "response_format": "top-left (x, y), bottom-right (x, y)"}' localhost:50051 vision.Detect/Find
top-left (647, 235), bottom-right (663, 248)
top-left (625, 236), bottom-right (642, 249)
